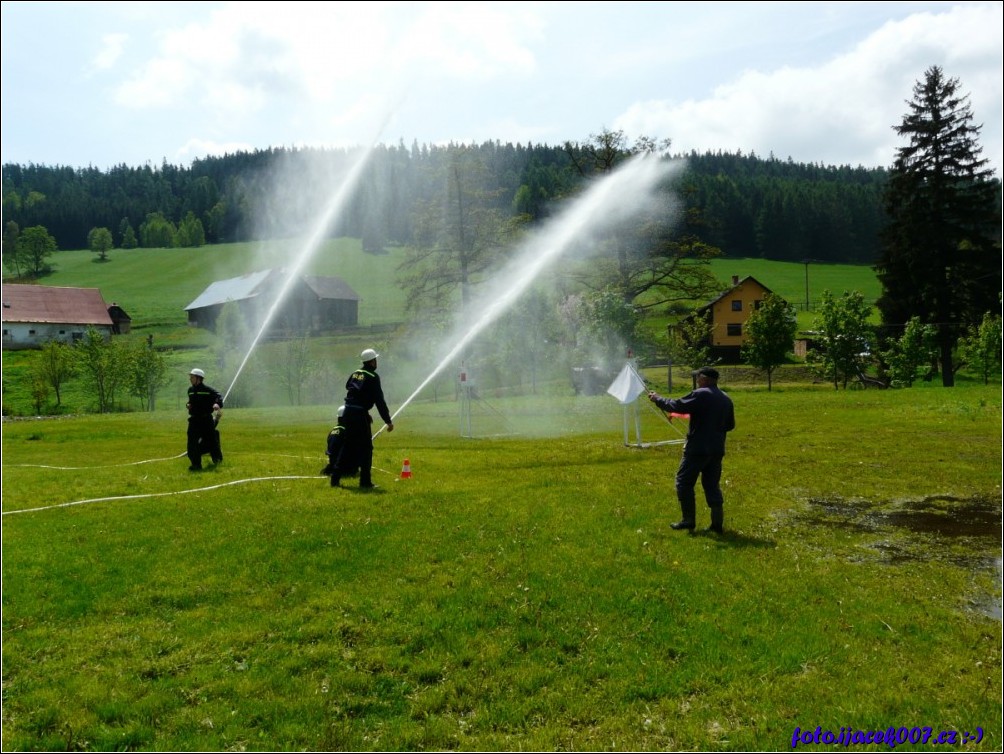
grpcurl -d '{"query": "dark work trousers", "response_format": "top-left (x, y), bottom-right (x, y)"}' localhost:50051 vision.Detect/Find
top-left (187, 415), bottom-right (219, 467)
top-left (335, 409), bottom-right (373, 486)
top-left (675, 453), bottom-right (725, 527)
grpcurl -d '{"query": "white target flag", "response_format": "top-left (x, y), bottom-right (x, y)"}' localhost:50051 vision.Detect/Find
top-left (606, 363), bottom-right (647, 405)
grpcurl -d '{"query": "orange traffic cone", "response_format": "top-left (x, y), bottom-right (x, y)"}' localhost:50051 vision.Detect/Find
top-left (400, 458), bottom-right (412, 479)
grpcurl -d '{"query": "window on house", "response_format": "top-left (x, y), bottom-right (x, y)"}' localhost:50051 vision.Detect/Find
top-left (727, 323), bottom-right (742, 336)
top-left (754, 300), bottom-right (763, 310)
top-left (731, 300), bottom-right (742, 311)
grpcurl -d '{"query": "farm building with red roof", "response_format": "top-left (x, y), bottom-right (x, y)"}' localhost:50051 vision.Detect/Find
top-left (2, 283), bottom-right (115, 350)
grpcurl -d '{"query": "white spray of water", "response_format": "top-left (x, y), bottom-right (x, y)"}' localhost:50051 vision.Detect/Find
top-left (223, 144), bottom-right (379, 403)
top-left (374, 153), bottom-right (682, 437)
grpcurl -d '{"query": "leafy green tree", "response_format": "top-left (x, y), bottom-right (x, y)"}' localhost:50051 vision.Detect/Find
top-left (2, 219), bottom-right (22, 278)
top-left (128, 336), bottom-right (168, 411)
top-left (398, 146), bottom-right (520, 314)
top-left (118, 218), bottom-right (138, 249)
top-left (25, 190), bottom-right (46, 210)
top-left (672, 314), bottom-right (717, 373)
top-left (877, 66), bottom-right (1001, 387)
top-left (205, 201), bottom-right (228, 243)
top-left (74, 328), bottom-right (127, 412)
top-left (87, 226), bottom-right (114, 261)
top-left (176, 211), bottom-right (206, 248)
top-left (809, 290), bottom-right (874, 389)
top-left (139, 212), bottom-right (177, 248)
top-left (28, 371), bottom-right (51, 415)
top-left (18, 225), bottom-right (57, 277)
top-left (35, 340), bottom-right (76, 406)
top-left (957, 311), bottom-right (1003, 385)
top-left (741, 292), bottom-right (797, 390)
top-left (881, 316), bottom-right (938, 387)
top-left (562, 129), bottom-right (722, 311)
top-left (577, 289), bottom-right (640, 368)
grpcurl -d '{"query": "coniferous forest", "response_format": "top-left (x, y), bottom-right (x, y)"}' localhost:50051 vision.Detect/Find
top-left (2, 143), bottom-right (891, 264)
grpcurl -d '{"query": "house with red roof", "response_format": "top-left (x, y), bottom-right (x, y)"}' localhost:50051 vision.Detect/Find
top-left (2, 284), bottom-right (115, 350)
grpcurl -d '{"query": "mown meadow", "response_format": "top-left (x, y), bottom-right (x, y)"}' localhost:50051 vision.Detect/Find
top-left (2, 242), bottom-right (1001, 750)
top-left (2, 381), bottom-right (1001, 751)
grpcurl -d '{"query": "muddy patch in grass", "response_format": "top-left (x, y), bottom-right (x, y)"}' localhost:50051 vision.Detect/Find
top-left (805, 494), bottom-right (1001, 539)
top-left (794, 494), bottom-right (1002, 619)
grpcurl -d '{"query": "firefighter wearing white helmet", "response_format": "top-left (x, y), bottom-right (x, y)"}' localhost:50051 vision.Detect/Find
top-left (329, 348), bottom-right (395, 489)
top-left (186, 367), bottom-right (223, 471)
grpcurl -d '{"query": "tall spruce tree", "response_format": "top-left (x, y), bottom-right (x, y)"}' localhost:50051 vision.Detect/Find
top-left (876, 66), bottom-right (1002, 387)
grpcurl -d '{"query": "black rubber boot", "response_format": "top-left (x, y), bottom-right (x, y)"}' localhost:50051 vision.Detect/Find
top-left (359, 469), bottom-right (373, 488)
top-left (708, 505), bottom-right (724, 534)
top-left (671, 499), bottom-right (696, 530)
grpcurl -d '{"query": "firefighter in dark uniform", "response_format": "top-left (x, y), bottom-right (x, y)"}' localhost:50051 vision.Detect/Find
top-left (331, 349), bottom-right (394, 489)
top-left (321, 405), bottom-right (357, 478)
top-left (647, 366), bottom-right (735, 533)
top-left (186, 368), bottom-right (223, 471)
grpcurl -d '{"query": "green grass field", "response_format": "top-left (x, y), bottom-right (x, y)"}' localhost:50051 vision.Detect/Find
top-left (3, 241), bottom-right (1000, 749)
top-left (2, 383), bottom-right (1001, 751)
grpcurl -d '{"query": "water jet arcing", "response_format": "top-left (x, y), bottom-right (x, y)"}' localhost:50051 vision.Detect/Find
top-left (374, 154), bottom-right (683, 437)
top-left (223, 141), bottom-right (383, 404)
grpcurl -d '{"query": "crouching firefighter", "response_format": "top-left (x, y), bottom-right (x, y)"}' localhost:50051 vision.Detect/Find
top-left (321, 406), bottom-right (359, 478)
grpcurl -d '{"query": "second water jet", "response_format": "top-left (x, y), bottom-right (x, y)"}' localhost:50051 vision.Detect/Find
top-left (375, 153), bottom-right (684, 437)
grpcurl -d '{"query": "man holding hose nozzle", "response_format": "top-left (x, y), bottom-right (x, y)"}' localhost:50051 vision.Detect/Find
top-left (186, 367), bottom-right (223, 471)
top-left (331, 348), bottom-right (394, 490)
top-left (648, 366), bottom-right (735, 534)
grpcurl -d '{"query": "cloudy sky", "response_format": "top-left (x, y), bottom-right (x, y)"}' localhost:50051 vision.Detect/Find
top-left (2, 1), bottom-right (1001, 175)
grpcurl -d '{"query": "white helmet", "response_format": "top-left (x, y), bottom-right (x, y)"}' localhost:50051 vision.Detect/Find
top-left (189, 368), bottom-right (205, 378)
top-left (360, 348), bottom-right (379, 361)
top-left (337, 405), bottom-right (346, 418)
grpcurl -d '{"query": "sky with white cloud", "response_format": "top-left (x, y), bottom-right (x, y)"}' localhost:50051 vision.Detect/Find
top-left (2, 1), bottom-right (1001, 175)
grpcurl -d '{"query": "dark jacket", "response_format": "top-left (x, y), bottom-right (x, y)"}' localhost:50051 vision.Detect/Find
top-left (326, 423), bottom-right (346, 458)
top-left (188, 382), bottom-right (223, 417)
top-left (653, 385), bottom-right (735, 455)
top-left (343, 367), bottom-right (392, 424)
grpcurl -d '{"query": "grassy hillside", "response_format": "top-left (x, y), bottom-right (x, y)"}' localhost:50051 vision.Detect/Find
top-left (3, 243), bottom-right (891, 416)
top-left (13, 243), bottom-right (882, 338)
top-left (708, 258), bottom-right (882, 317)
top-left (21, 238), bottom-right (412, 333)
